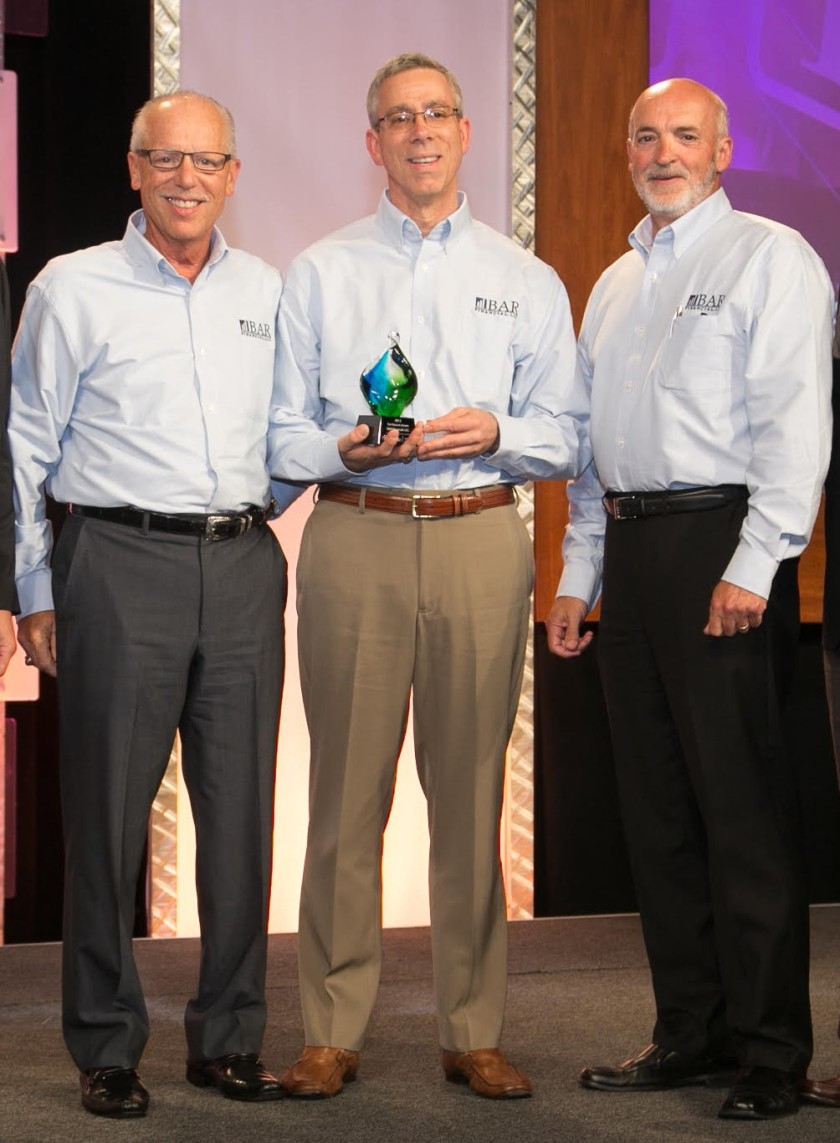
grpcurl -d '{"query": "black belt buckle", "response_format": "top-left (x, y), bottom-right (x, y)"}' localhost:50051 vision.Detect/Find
top-left (204, 514), bottom-right (246, 541)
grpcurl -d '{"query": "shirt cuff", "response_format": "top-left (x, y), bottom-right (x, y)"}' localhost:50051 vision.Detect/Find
top-left (15, 568), bottom-right (55, 618)
top-left (720, 543), bottom-right (779, 601)
top-left (556, 562), bottom-right (601, 614)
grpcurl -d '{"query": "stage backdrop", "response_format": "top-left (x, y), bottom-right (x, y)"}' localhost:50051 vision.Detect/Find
top-left (175, 0), bottom-right (514, 935)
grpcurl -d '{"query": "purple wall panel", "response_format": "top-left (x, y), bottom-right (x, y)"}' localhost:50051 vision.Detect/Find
top-left (650, 0), bottom-right (840, 285)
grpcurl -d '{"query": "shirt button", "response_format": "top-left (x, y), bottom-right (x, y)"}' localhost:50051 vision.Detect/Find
top-left (417, 316), bottom-right (426, 326)
top-left (617, 438), bottom-right (625, 448)
top-left (636, 325), bottom-right (645, 336)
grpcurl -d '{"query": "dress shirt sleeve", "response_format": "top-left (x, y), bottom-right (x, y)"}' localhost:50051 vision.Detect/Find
top-left (484, 264), bottom-right (588, 482)
top-left (9, 282), bottom-right (81, 616)
top-left (268, 259), bottom-right (353, 484)
top-left (721, 237), bottom-right (833, 598)
top-left (556, 336), bottom-right (605, 610)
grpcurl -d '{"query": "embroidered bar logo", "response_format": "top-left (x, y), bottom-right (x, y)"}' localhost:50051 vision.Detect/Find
top-left (239, 319), bottom-right (272, 341)
top-left (684, 293), bottom-right (726, 315)
top-left (475, 297), bottom-right (519, 318)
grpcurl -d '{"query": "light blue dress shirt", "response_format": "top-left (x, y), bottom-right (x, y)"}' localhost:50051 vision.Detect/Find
top-left (10, 210), bottom-right (285, 616)
top-left (559, 189), bottom-right (834, 608)
top-left (271, 192), bottom-right (587, 489)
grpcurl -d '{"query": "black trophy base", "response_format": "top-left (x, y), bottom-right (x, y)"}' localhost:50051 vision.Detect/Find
top-left (357, 414), bottom-right (415, 445)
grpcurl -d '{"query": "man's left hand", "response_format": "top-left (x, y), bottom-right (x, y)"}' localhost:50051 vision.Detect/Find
top-left (417, 408), bottom-right (499, 461)
top-left (704, 579), bottom-right (767, 638)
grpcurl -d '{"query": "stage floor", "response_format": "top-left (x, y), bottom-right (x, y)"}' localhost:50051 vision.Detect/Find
top-left (2, 910), bottom-right (840, 1142)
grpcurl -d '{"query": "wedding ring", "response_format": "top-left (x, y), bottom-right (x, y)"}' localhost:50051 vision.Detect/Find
top-left (737, 624), bottom-right (749, 633)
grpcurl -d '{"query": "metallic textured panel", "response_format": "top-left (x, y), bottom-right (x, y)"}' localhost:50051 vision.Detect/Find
top-left (148, 1), bottom-right (181, 938)
top-left (506, 0), bottom-right (537, 921)
top-left (154, 0), bottom-right (180, 96)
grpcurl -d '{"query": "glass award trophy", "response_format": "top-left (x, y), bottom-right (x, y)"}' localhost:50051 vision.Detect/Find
top-left (358, 331), bottom-right (418, 444)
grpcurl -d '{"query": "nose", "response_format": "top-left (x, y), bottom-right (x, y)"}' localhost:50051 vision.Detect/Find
top-left (653, 137), bottom-right (677, 164)
top-left (174, 157), bottom-right (200, 184)
top-left (409, 113), bottom-right (433, 140)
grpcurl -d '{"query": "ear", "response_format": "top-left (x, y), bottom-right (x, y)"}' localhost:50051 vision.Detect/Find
top-left (365, 127), bottom-right (385, 168)
top-left (458, 115), bottom-right (471, 156)
top-left (224, 158), bottom-right (242, 198)
top-left (127, 151), bottom-right (142, 191)
top-left (715, 135), bottom-right (733, 175)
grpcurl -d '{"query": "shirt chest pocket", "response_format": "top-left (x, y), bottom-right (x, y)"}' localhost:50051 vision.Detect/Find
top-left (658, 319), bottom-right (732, 394)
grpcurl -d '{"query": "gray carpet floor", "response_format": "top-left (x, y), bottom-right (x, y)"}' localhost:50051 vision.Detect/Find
top-left (2, 910), bottom-right (840, 1142)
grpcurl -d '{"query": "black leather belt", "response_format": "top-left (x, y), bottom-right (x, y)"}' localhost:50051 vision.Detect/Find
top-left (603, 485), bottom-right (747, 522)
top-left (69, 503), bottom-right (268, 541)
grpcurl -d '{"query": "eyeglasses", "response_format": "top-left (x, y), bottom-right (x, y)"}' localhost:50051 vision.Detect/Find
top-left (376, 106), bottom-right (462, 132)
top-left (134, 149), bottom-right (232, 172)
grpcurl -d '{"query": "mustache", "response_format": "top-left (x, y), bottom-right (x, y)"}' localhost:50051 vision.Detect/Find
top-left (645, 167), bottom-right (689, 181)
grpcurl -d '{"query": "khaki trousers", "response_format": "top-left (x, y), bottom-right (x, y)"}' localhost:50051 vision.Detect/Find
top-left (296, 494), bottom-right (533, 1052)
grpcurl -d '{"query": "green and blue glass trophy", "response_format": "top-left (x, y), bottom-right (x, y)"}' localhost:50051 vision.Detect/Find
top-left (358, 331), bottom-right (418, 444)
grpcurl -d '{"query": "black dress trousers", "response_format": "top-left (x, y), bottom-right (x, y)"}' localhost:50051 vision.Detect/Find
top-left (597, 497), bottom-right (811, 1074)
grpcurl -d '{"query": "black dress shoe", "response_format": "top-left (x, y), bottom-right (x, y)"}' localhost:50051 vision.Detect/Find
top-left (187, 1053), bottom-right (284, 1101)
top-left (580, 1043), bottom-right (738, 1091)
top-left (718, 1066), bottom-right (801, 1120)
top-left (80, 1067), bottom-right (149, 1118)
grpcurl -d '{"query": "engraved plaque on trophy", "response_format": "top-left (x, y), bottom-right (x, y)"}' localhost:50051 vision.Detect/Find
top-left (358, 331), bottom-right (418, 445)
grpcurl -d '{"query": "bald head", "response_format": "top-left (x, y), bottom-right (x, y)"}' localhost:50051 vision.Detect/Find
top-left (130, 91), bottom-right (237, 156)
top-left (629, 78), bottom-right (729, 143)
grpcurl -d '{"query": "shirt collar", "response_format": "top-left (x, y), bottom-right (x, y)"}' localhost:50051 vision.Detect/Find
top-left (124, 210), bottom-right (229, 278)
top-left (629, 187), bottom-right (732, 260)
top-left (376, 190), bottom-right (471, 252)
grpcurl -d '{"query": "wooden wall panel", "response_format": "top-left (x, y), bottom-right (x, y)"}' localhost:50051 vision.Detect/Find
top-left (533, 0), bottom-right (649, 621)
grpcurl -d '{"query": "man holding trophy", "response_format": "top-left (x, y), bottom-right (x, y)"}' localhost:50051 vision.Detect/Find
top-left (273, 52), bottom-right (586, 1100)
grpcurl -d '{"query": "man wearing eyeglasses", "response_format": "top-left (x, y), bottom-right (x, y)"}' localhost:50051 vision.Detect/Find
top-left (9, 91), bottom-right (289, 1117)
top-left (274, 53), bottom-right (586, 1101)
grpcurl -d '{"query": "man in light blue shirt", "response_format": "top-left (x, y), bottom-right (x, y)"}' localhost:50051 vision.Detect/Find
top-left (10, 91), bottom-right (287, 1117)
top-left (274, 52), bottom-right (586, 1101)
top-left (548, 78), bottom-right (833, 1121)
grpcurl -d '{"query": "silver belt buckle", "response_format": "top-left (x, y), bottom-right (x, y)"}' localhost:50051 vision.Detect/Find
top-left (411, 496), bottom-right (441, 520)
top-left (204, 514), bottom-right (243, 540)
top-left (607, 495), bottom-right (630, 521)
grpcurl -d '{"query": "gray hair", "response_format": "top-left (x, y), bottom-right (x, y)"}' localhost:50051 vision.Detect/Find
top-left (366, 52), bottom-right (464, 129)
top-left (130, 90), bottom-right (237, 156)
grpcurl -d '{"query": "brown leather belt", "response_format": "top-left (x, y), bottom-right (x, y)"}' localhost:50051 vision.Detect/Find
top-left (317, 483), bottom-right (516, 519)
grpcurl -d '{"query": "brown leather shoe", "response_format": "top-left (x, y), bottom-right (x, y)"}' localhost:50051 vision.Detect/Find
top-left (280, 1046), bottom-right (360, 1098)
top-left (442, 1048), bottom-right (532, 1099)
top-left (801, 1075), bottom-right (840, 1107)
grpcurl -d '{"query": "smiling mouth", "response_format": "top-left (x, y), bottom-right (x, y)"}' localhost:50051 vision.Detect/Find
top-left (165, 196), bottom-right (203, 207)
top-left (408, 156), bottom-right (439, 165)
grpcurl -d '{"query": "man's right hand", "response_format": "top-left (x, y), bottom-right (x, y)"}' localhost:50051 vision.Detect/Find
top-left (546, 596), bottom-right (593, 658)
top-left (18, 610), bottom-right (57, 677)
top-left (338, 421), bottom-right (425, 473)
